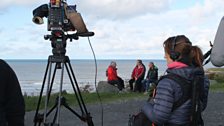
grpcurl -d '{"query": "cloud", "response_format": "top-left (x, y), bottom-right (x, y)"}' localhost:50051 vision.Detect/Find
top-left (0, 28), bottom-right (3, 34)
top-left (75, 0), bottom-right (172, 20)
top-left (0, 23), bottom-right (51, 59)
top-left (81, 0), bottom-right (223, 59)
top-left (0, 0), bottom-right (46, 8)
top-left (1, 0), bottom-right (224, 59)
top-left (187, 0), bottom-right (224, 25)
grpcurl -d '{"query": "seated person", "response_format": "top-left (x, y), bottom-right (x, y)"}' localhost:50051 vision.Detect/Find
top-left (142, 62), bottom-right (158, 94)
top-left (129, 60), bottom-right (146, 92)
top-left (106, 61), bottom-right (124, 91)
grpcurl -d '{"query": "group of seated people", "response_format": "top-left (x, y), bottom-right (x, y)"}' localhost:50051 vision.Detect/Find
top-left (106, 59), bottom-right (158, 94)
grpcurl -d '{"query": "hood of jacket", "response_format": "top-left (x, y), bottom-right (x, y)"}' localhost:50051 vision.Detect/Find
top-left (166, 62), bottom-right (204, 81)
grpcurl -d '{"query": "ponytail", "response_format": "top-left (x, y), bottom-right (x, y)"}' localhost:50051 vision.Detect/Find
top-left (191, 46), bottom-right (203, 68)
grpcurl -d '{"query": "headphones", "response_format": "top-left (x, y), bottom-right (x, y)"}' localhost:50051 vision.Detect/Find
top-left (170, 36), bottom-right (180, 61)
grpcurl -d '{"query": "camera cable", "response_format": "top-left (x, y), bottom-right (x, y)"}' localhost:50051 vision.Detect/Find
top-left (88, 37), bottom-right (104, 126)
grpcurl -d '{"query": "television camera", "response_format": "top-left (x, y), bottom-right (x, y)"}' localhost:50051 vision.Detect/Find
top-left (32, 0), bottom-right (94, 55)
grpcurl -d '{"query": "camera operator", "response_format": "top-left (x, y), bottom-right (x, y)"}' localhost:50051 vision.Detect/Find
top-left (0, 59), bottom-right (25, 126)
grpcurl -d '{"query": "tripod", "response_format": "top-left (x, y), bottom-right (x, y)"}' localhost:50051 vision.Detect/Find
top-left (33, 32), bottom-right (94, 126)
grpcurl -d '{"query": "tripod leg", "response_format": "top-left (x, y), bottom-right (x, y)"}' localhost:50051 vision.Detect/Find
top-left (52, 106), bottom-right (59, 124)
top-left (55, 62), bottom-right (65, 124)
top-left (66, 61), bottom-right (94, 126)
top-left (43, 61), bottom-right (53, 123)
top-left (47, 64), bottom-right (58, 103)
top-left (67, 62), bottom-right (89, 113)
top-left (64, 63), bottom-right (84, 113)
top-left (34, 61), bottom-right (50, 126)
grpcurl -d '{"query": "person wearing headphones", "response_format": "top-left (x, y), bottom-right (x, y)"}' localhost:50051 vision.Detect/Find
top-left (141, 35), bottom-right (209, 125)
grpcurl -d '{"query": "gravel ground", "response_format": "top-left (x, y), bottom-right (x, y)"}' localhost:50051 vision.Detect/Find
top-left (25, 92), bottom-right (224, 126)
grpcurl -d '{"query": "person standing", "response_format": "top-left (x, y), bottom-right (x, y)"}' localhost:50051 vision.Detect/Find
top-left (106, 61), bottom-right (124, 91)
top-left (129, 60), bottom-right (146, 92)
top-left (0, 59), bottom-right (25, 126)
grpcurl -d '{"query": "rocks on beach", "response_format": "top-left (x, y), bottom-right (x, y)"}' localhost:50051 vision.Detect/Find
top-left (96, 81), bottom-right (120, 93)
top-left (96, 80), bottom-right (131, 93)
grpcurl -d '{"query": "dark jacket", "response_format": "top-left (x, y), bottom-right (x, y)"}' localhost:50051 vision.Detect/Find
top-left (142, 65), bottom-right (209, 125)
top-left (0, 60), bottom-right (25, 126)
top-left (146, 66), bottom-right (158, 82)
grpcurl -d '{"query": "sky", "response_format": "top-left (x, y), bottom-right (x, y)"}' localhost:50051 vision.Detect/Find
top-left (0, 0), bottom-right (223, 60)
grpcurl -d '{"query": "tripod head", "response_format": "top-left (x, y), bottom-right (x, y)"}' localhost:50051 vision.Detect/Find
top-left (44, 30), bottom-right (94, 56)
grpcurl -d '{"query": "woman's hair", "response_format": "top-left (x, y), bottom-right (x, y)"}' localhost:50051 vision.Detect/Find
top-left (137, 59), bottom-right (143, 64)
top-left (163, 35), bottom-right (203, 67)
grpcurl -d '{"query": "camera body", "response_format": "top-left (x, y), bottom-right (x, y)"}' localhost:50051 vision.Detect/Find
top-left (32, 0), bottom-right (94, 56)
top-left (47, 1), bottom-right (76, 32)
top-left (33, 0), bottom-right (88, 33)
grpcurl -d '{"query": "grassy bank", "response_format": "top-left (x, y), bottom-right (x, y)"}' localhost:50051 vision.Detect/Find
top-left (24, 67), bottom-right (224, 111)
top-left (24, 92), bottom-right (147, 111)
top-left (206, 67), bottom-right (224, 92)
top-left (209, 81), bottom-right (224, 92)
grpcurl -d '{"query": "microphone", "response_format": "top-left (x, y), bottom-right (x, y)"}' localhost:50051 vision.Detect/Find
top-left (211, 16), bottom-right (224, 67)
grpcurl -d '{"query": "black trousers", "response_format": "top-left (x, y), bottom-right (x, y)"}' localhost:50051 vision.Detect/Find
top-left (108, 77), bottom-right (124, 91)
top-left (129, 78), bottom-right (144, 92)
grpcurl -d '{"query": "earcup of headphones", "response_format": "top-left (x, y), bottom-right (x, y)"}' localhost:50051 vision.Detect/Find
top-left (170, 51), bottom-right (180, 61)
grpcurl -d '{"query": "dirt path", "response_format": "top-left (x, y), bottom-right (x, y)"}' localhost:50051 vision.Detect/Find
top-left (25, 92), bottom-right (224, 126)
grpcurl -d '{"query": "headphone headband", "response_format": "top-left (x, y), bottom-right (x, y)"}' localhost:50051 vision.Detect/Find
top-left (170, 36), bottom-right (180, 61)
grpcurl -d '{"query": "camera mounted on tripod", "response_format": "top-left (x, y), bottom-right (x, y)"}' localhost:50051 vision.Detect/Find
top-left (33, 0), bottom-right (93, 34)
top-left (32, 0), bottom-right (94, 56)
top-left (32, 1), bottom-right (95, 126)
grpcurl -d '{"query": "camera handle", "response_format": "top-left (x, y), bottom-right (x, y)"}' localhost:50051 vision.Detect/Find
top-left (44, 31), bottom-right (94, 42)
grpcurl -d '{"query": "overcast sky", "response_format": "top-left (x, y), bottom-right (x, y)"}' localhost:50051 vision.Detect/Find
top-left (0, 0), bottom-right (223, 59)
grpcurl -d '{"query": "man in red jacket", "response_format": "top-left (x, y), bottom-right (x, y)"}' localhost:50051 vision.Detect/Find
top-left (106, 61), bottom-right (124, 91)
top-left (129, 60), bottom-right (146, 92)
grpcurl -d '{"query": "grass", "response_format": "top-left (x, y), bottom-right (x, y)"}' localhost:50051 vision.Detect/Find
top-left (206, 67), bottom-right (224, 92)
top-left (24, 92), bottom-right (147, 111)
top-left (207, 68), bottom-right (224, 71)
top-left (209, 82), bottom-right (224, 92)
top-left (24, 74), bottom-right (224, 112)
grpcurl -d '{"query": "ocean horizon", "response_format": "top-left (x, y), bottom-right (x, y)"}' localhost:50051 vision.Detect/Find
top-left (5, 59), bottom-right (214, 96)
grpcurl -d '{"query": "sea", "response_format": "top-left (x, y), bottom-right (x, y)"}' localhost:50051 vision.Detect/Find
top-left (6, 59), bottom-right (214, 96)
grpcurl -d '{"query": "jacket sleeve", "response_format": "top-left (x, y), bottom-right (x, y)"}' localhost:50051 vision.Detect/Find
top-left (142, 78), bottom-right (174, 125)
top-left (107, 67), bottom-right (112, 77)
top-left (137, 66), bottom-right (145, 79)
top-left (200, 76), bottom-right (210, 111)
top-left (131, 67), bottom-right (136, 78)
